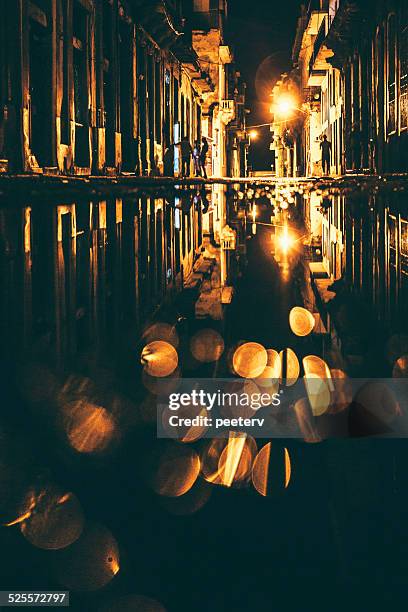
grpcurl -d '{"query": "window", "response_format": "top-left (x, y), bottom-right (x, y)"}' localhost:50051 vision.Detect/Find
top-left (400, 8), bottom-right (408, 130)
top-left (60, 0), bottom-right (70, 144)
top-left (388, 214), bottom-right (398, 320)
top-left (174, 77), bottom-right (179, 127)
top-left (73, 0), bottom-right (90, 166)
top-left (387, 14), bottom-right (397, 133)
top-left (103, 0), bottom-right (115, 166)
top-left (73, 1), bottom-right (88, 127)
top-left (155, 59), bottom-right (162, 144)
top-left (401, 219), bottom-right (408, 258)
top-left (401, 219), bottom-right (408, 318)
top-left (352, 55), bottom-right (360, 127)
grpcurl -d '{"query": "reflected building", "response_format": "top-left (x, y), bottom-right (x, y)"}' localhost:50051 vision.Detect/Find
top-left (0, 191), bottom-right (205, 364)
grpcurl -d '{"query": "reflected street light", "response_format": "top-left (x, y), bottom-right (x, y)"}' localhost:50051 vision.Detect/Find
top-left (277, 225), bottom-right (295, 254)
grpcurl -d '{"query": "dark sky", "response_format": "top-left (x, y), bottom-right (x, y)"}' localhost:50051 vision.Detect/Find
top-left (228, 0), bottom-right (302, 167)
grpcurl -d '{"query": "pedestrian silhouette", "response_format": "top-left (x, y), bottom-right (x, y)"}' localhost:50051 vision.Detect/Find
top-left (193, 140), bottom-right (201, 176)
top-left (180, 136), bottom-right (192, 177)
top-left (200, 137), bottom-right (209, 178)
top-left (320, 134), bottom-right (332, 176)
top-left (163, 143), bottom-right (175, 176)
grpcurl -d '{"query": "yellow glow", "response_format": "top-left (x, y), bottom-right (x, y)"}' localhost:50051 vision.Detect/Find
top-left (219, 434), bottom-right (248, 488)
top-left (251, 442), bottom-right (270, 496)
top-left (149, 444), bottom-right (201, 497)
top-left (303, 355), bottom-right (334, 391)
top-left (279, 348), bottom-right (300, 386)
top-left (284, 448), bottom-right (291, 489)
top-left (5, 509), bottom-right (33, 527)
top-left (63, 401), bottom-right (116, 454)
top-left (274, 94), bottom-right (296, 117)
top-left (21, 489), bottom-right (84, 550)
top-left (304, 373), bottom-right (331, 416)
top-left (232, 342), bottom-right (268, 378)
top-left (141, 341), bottom-right (179, 378)
top-left (278, 227), bottom-right (295, 253)
top-left (249, 130), bottom-right (259, 139)
top-left (190, 329), bottom-right (224, 363)
top-left (251, 442), bottom-right (292, 496)
top-left (289, 307), bottom-right (315, 337)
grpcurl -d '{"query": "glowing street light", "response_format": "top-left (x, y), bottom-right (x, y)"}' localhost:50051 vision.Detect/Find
top-left (249, 130), bottom-right (259, 140)
top-left (272, 94), bottom-right (298, 118)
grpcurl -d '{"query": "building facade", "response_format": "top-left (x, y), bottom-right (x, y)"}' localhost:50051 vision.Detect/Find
top-left (0, 0), bottom-right (244, 177)
top-left (276, 0), bottom-right (408, 179)
top-left (0, 0), bottom-right (247, 365)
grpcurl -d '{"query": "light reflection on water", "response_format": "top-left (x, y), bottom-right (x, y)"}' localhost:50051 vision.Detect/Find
top-left (1, 182), bottom-right (408, 601)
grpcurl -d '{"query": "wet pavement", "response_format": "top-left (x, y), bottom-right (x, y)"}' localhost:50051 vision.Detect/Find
top-left (1, 190), bottom-right (408, 610)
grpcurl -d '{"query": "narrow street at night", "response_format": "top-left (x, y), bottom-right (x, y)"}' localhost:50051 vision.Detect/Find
top-left (1, 1), bottom-right (408, 611)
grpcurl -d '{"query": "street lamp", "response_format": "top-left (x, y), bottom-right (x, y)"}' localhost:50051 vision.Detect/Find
top-left (271, 94), bottom-right (297, 118)
top-left (271, 94), bottom-right (308, 119)
top-left (249, 130), bottom-right (259, 140)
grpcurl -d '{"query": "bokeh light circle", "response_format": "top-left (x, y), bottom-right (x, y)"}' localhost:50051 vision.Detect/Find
top-left (62, 400), bottom-right (117, 454)
top-left (279, 348), bottom-right (300, 386)
top-left (289, 307), bottom-right (315, 337)
top-left (141, 341), bottom-right (179, 378)
top-left (145, 443), bottom-right (201, 497)
top-left (251, 443), bottom-right (292, 496)
top-left (232, 342), bottom-right (268, 378)
top-left (190, 329), bottom-right (225, 363)
top-left (217, 434), bottom-right (257, 488)
top-left (21, 487), bottom-right (84, 550)
top-left (56, 523), bottom-right (120, 591)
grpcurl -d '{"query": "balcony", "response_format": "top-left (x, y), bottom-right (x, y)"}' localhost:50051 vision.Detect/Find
top-left (306, 0), bottom-right (328, 36)
top-left (308, 17), bottom-right (333, 82)
top-left (219, 100), bottom-right (235, 125)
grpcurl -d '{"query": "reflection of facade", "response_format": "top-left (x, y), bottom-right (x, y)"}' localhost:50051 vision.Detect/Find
top-left (0, 191), bottom-right (205, 363)
top-left (319, 192), bottom-right (408, 336)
